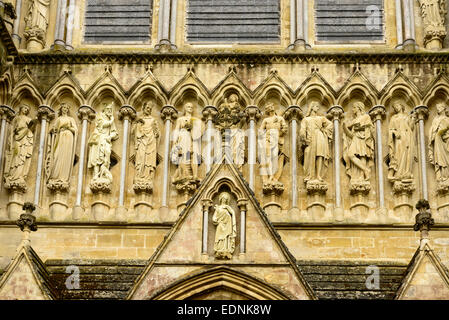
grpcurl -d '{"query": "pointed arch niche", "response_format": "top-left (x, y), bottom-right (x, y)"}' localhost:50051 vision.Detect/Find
top-left (203, 178), bottom-right (247, 258)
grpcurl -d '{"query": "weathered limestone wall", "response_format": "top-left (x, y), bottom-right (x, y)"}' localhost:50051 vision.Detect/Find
top-left (0, 226), bottom-right (168, 269)
top-left (1, 227), bottom-right (449, 274)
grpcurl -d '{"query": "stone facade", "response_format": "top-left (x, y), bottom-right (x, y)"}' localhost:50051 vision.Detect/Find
top-left (0, 0), bottom-right (449, 299)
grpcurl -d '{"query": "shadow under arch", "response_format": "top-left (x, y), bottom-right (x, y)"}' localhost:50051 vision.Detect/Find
top-left (148, 266), bottom-right (292, 300)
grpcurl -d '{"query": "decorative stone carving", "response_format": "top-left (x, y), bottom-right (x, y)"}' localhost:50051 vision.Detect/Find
top-left (16, 202), bottom-right (37, 245)
top-left (16, 202), bottom-right (37, 232)
top-left (0, 105), bottom-right (16, 122)
top-left (418, 0), bottom-right (447, 49)
top-left (45, 103), bottom-right (78, 193)
top-left (342, 102), bottom-right (374, 195)
top-left (4, 105), bottom-right (37, 192)
top-left (171, 102), bottom-right (202, 195)
top-left (23, 0), bottom-right (50, 51)
top-left (300, 101), bottom-right (333, 194)
top-left (259, 102), bottom-right (288, 194)
top-left (387, 102), bottom-right (416, 195)
top-left (212, 192), bottom-right (236, 259)
top-left (414, 199), bottom-right (435, 248)
top-left (428, 102), bottom-right (449, 194)
top-left (215, 94), bottom-right (246, 171)
top-left (87, 102), bottom-right (118, 193)
top-left (77, 105), bottom-right (96, 122)
top-left (132, 101), bottom-right (160, 194)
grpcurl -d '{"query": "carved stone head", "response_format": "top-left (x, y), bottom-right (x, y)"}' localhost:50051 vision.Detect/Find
top-left (59, 103), bottom-right (70, 116)
top-left (103, 102), bottom-right (114, 117)
top-left (143, 101), bottom-right (154, 115)
top-left (184, 102), bottom-right (193, 115)
top-left (352, 101), bottom-right (365, 115)
top-left (218, 192), bottom-right (231, 205)
top-left (19, 104), bottom-right (30, 115)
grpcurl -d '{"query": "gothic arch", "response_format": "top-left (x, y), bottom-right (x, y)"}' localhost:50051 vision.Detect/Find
top-left (255, 85), bottom-right (292, 111)
top-left (88, 86), bottom-right (125, 110)
top-left (423, 83), bottom-right (449, 107)
top-left (128, 85), bottom-right (168, 109)
top-left (46, 85), bottom-right (84, 110)
top-left (380, 84), bottom-right (420, 108)
top-left (0, 73), bottom-right (12, 105)
top-left (211, 84), bottom-right (250, 109)
top-left (297, 84), bottom-right (335, 112)
top-left (204, 177), bottom-right (245, 202)
top-left (10, 86), bottom-right (43, 110)
top-left (338, 85), bottom-right (377, 111)
top-left (171, 86), bottom-right (208, 115)
top-left (149, 266), bottom-right (292, 300)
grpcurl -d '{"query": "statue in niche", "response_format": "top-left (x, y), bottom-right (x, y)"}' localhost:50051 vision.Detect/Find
top-left (428, 102), bottom-right (449, 193)
top-left (171, 102), bottom-right (202, 192)
top-left (418, 0), bottom-right (447, 48)
top-left (215, 93), bottom-right (246, 170)
top-left (45, 103), bottom-right (78, 192)
top-left (132, 101), bottom-right (160, 193)
top-left (258, 102), bottom-right (288, 193)
top-left (342, 102), bottom-right (375, 194)
top-left (299, 101), bottom-right (333, 193)
top-left (387, 102), bottom-right (416, 193)
top-left (213, 192), bottom-right (236, 260)
top-left (23, 0), bottom-right (50, 46)
top-left (87, 102), bottom-right (118, 191)
top-left (4, 105), bottom-right (37, 191)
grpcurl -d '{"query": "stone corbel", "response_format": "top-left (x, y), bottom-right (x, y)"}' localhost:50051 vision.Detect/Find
top-left (16, 202), bottom-right (37, 246)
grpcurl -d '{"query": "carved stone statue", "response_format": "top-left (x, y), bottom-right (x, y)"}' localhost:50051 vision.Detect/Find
top-left (387, 102), bottom-right (416, 193)
top-left (228, 94), bottom-right (246, 170)
top-left (429, 102), bottom-right (449, 192)
top-left (299, 101), bottom-right (333, 193)
top-left (45, 103), bottom-right (78, 192)
top-left (418, 0), bottom-right (447, 49)
top-left (212, 192), bottom-right (236, 259)
top-left (171, 102), bottom-right (202, 193)
top-left (4, 105), bottom-right (37, 191)
top-left (342, 102), bottom-right (374, 194)
top-left (87, 102), bottom-right (118, 192)
top-left (132, 101), bottom-right (160, 193)
top-left (258, 102), bottom-right (288, 193)
top-left (23, 0), bottom-right (50, 50)
top-left (215, 93), bottom-right (246, 170)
